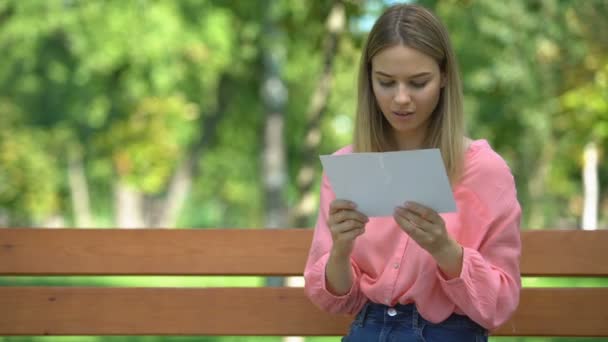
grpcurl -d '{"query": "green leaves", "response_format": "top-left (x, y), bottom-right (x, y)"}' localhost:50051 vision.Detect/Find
top-left (99, 95), bottom-right (197, 193)
top-left (0, 111), bottom-right (60, 223)
top-left (0, 0), bottom-right (606, 228)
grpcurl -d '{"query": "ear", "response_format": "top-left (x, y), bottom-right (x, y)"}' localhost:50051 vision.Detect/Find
top-left (440, 73), bottom-right (447, 88)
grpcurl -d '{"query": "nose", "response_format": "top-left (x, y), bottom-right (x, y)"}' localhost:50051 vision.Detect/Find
top-left (394, 84), bottom-right (411, 105)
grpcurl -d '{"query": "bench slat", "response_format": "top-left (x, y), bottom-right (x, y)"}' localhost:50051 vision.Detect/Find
top-left (0, 229), bottom-right (311, 276)
top-left (1, 228), bottom-right (608, 276)
top-left (519, 229), bottom-right (608, 276)
top-left (1, 287), bottom-right (607, 336)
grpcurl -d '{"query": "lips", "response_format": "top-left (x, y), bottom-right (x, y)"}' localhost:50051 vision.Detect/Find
top-left (393, 111), bottom-right (414, 117)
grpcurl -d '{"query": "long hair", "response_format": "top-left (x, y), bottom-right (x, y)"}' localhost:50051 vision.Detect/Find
top-left (353, 4), bottom-right (465, 184)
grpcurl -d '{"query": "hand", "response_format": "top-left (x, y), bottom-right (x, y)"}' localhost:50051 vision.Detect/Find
top-left (393, 202), bottom-right (453, 256)
top-left (394, 202), bottom-right (463, 278)
top-left (327, 199), bottom-right (369, 258)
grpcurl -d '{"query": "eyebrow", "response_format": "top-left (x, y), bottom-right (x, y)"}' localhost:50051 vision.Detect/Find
top-left (374, 71), bottom-right (432, 78)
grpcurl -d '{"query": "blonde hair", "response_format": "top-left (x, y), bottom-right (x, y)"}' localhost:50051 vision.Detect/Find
top-left (353, 4), bottom-right (465, 183)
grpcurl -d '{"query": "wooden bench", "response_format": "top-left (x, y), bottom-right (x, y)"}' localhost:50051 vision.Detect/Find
top-left (1, 228), bottom-right (608, 337)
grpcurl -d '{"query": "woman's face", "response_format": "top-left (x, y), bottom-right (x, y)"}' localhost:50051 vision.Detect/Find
top-left (371, 44), bottom-right (444, 148)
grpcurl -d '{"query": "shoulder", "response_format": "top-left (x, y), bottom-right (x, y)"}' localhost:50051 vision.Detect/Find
top-left (458, 139), bottom-right (518, 204)
top-left (463, 139), bottom-right (514, 183)
top-left (320, 144), bottom-right (353, 188)
top-left (331, 144), bottom-right (354, 155)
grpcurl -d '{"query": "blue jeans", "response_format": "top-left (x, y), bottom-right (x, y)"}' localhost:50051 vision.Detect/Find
top-left (342, 302), bottom-right (488, 342)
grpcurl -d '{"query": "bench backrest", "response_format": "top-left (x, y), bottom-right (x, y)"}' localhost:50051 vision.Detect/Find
top-left (1, 228), bottom-right (608, 336)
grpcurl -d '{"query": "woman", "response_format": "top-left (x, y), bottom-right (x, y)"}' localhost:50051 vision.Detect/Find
top-left (304, 3), bottom-right (521, 341)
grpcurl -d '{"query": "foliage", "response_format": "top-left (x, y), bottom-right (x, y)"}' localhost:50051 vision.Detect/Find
top-left (1, 2), bottom-right (607, 341)
top-left (0, 0), bottom-right (606, 224)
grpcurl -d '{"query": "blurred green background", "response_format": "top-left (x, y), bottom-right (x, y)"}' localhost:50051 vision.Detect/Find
top-left (1, 0), bottom-right (607, 341)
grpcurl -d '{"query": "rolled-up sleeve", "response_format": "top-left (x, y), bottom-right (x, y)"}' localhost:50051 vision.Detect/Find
top-left (303, 173), bottom-right (368, 315)
top-left (437, 174), bottom-right (522, 330)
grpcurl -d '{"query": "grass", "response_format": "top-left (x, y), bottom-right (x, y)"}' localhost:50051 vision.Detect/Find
top-left (0, 276), bottom-right (265, 287)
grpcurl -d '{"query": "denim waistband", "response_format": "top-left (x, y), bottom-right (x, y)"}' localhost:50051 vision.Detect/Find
top-left (353, 302), bottom-right (487, 334)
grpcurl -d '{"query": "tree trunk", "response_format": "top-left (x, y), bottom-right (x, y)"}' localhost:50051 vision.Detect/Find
top-left (262, 2), bottom-right (288, 288)
top-left (114, 180), bottom-right (145, 228)
top-left (67, 151), bottom-right (93, 228)
top-left (289, 1), bottom-right (346, 229)
top-left (41, 215), bottom-right (66, 228)
top-left (582, 141), bottom-right (598, 230)
top-left (149, 76), bottom-right (229, 228)
top-left (526, 133), bottom-right (555, 229)
top-left (263, 114), bottom-right (288, 230)
top-left (148, 162), bottom-right (192, 228)
top-left (0, 209), bottom-right (9, 227)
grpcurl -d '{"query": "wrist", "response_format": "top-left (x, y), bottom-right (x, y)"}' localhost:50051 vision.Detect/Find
top-left (433, 239), bottom-right (463, 279)
top-left (433, 238), bottom-right (459, 259)
top-left (325, 251), bottom-right (354, 296)
top-left (329, 246), bottom-right (352, 262)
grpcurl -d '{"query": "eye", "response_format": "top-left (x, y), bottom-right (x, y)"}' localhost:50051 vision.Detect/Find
top-left (410, 81), bottom-right (428, 89)
top-left (378, 79), bottom-right (395, 87)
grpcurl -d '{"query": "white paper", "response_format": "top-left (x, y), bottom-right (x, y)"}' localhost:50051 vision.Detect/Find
top-left (320, 149), bottom-right (456, 217)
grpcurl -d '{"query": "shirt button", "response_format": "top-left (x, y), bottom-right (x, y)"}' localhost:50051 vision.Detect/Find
top-left (393, 263), bottom-right (399, 269)
top-left (387, 308), bottom-right (397, 316)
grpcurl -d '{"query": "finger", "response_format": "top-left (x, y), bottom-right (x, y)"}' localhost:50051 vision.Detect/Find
top-left (393, 209), bottom-right (426, 240)
top-left (394, 207), bottom-right (414, 229)
top-left (333, 219), bottom-right (365, 234)
top-left (332, 209), bottom-right (369, 225)
top-left (404, 202), bottom-right (436, 223)
top-left (342, 226), bottom-right (365, 241)
top-left (398, 207), bottom-right (432, 231)
top-left (329, 199), bottom-right (357, 214)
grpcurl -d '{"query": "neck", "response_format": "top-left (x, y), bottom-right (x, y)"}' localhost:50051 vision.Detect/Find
top-left (393, 129), bottom-right (427, 151)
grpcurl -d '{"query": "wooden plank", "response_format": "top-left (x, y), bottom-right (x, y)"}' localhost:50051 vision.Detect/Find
top-left (495, 287), bottom-right (608, 336)
top-left (1, 287), bottom-right (608, 336)
top-left (0, 287), bottom-right (351, 336)
top-left (519, 229), bottom-right (608, 276)
top-left (0, 228), bottom-right (312, 276)
top-left (2, 229), bottom-right (608, 276)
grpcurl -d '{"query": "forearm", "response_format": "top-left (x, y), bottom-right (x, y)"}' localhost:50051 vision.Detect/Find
top-left (325, 250), bottom-right (355, 296)
top-left (438, 246), bottom-right (521, 330)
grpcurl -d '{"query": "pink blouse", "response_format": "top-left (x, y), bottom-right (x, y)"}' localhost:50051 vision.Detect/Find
top-left (304, 139), bottom-right (522, 330)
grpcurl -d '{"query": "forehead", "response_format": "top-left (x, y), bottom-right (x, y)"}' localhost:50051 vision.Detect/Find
top-left (371, 45), bottom-right (439, 76)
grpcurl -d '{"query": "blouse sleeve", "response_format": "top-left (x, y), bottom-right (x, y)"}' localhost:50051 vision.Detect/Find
top-left (437, 164), bottom-right (522, 330)
top-left (303, 173), bottom-right (368, 315)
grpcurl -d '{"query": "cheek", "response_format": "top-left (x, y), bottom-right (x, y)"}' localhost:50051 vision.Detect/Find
top-left (372, 85), bottom-right (392, 108)
top-left (416, 85), bottom-right (441, 108)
